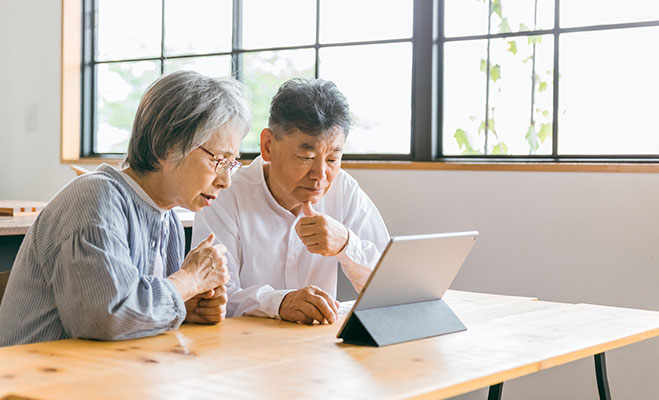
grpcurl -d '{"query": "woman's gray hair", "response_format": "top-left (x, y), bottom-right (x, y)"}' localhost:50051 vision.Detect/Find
top-left (125, 70), bottom-right (251, 174)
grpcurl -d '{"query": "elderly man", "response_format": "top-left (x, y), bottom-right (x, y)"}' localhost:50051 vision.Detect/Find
top-left (192, 78), bottom-right (389, 324)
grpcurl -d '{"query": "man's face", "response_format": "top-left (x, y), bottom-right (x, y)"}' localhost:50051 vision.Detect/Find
top-left (261, 128), bottom-right (345, 214)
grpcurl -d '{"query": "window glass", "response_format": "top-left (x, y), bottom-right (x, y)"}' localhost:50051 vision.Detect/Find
top-left (320, 43), bottom-right (412, 154)
top-left (561, 0), bottom-right (659, 28)
top-left (164, 0), bottom-right (232, 56)
top-left (95, 61), bottom-right (161, 153)
top-left (164, 56), bottom-right (233, 78)
top-left (242, 0), bottom-right (316, 49)
top-left (559, 28), bottom-right (659, 155)
top-left (97, 0), bottom-right (162, 60)
top-left (320, 0), bottom-right (413, 43)
top-left (241, 49), bottom-right (316, 152)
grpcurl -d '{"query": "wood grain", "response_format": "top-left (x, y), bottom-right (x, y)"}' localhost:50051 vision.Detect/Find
top-left (1, 291), bottom-right (658, 400)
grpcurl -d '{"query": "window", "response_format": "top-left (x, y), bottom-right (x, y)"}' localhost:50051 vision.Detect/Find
top-left (441, 0), bottom-right (659, 160)
top-left (78, 1), bottom-right (659, 163)
top-left (82, 0), bottom-right (414, 159)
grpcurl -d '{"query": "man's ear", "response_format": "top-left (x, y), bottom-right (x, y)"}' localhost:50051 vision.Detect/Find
top-left (261, 128), bottom-right (274, 162)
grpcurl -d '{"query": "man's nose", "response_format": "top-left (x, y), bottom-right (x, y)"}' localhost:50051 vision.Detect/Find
top-left (308, 158), bottom-right (327, 181)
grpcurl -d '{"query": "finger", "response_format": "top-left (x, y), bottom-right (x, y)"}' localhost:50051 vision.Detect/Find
top-left (198, 233), bottom-right (215, 248)
top-left (305, 295), bottom-right (336, 323)
top-left (304, 243), bottom-right (322, 254)
top-left (195, 306), bottom-right (223, 316)
top-left (208, 245), bottom-right (227, 261)
top-left (311, 287), bottom-right (339, 315)
top-left (298, 215), bottom-right (321, 227)
top-left (296, 224), bottom-right (320, 238)
top-left (302, 201), bottom-right (317, 217)
top-left (186, 312), bottom-right (216, 325)
top-left (199, 293), bottom-right (227, 307)
top-left (299, 302), bottom-right (326, 324)
top-left (299, 234), bottom-right (321, 247)
top-left (198, 289), bottom-right (214, 298)
top-left (212, 244), bottom-right (227, 255)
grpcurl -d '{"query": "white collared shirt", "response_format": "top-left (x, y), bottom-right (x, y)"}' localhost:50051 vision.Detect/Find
top-left (192, 156), bottom-right (390, 319)
top-left (118, 169), bottom-right (168, 278)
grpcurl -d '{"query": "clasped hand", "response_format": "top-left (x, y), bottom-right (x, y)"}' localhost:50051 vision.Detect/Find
top-left (279, 285), bottom-right (340, 325)
top-left (168, 233), bottom-right (230, 324)
top-left (295, 201), bottom-right (348, 257)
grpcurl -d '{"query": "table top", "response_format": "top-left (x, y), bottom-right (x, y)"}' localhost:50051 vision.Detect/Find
top-left (2, 290), bottom-right (658, 400)
top-left (0, 208), bottom-right (194, 236)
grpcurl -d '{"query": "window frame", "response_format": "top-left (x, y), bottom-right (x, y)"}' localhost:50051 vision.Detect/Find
top-left (60, 0), bottom-right (659, 169)
top-left (437, 0), bottom-right (659, 163)
top-left (78, 0), bottom-right (421, 161)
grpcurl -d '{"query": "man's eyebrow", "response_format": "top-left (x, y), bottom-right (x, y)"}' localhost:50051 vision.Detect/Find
top-left (299, 142), bottom-right (316, 151)
top-left (333, 146), bottom-right (343, 152)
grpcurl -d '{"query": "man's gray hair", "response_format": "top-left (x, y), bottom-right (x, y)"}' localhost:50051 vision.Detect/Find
top-left (268, 78), bottom-right (350, 139)
top-left (125, 70), bottom-right (251, 173)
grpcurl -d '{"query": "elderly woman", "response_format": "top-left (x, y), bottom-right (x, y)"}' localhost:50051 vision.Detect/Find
top-left (0, 70), bottom-right (250, 346)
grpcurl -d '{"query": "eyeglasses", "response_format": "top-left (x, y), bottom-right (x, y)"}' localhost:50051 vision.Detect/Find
top-left (198, 146), bottom-right (242, 176)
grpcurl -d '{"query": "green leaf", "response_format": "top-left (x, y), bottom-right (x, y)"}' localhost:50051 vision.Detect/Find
top-left (488, 118), bottom-right (496, 133)
top-left (542, 110), bottom-right (549, 118)
top-left (480, 58), bottom-right (487, 73)
top-left (490, 64), bottom-right (501, 82)
top-left (498, 17), bottom-right (512, 34)
top-left (538, 123), bottom-right (552, 143)
top-left (519, 23), bottom-right (530, 31)
top-left (491, 0), bottom-right (502, 19)
top-left (528, 35), bottom-right (542, 45)
top-left (522, 55), bottom-right (533, 64)
top-left (538, 81), bottom-right (547, 92)
top-left (525, 125), bottom-right (539, 152)
top-left (454, 129), bottom-right (472, 150)
top-left (478, 118), bottom-right (497, 136)
top-left (507, 40), bottom-right (518, 55)
top-left (492, 142), bottom-right (508, 155)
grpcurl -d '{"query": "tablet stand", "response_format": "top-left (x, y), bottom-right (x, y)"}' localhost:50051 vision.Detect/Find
top-left (338, 298), bottom-right (466, 347)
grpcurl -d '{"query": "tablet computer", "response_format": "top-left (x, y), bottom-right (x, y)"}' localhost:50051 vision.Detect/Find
top-left (337, 231), bottom-right (478, 344)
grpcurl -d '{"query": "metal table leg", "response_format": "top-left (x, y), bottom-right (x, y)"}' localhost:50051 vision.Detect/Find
top-left (595, 352), bottom-right (612, 400)
top-left (488, 382), bottom-right (504, 400)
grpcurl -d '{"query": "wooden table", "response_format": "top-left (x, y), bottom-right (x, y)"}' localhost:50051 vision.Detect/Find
top-left (2, 290), bottom-right (658, 400)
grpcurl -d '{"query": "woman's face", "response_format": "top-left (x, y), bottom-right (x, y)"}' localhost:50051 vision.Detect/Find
top-left (160, 126), bottom-right (242, 212)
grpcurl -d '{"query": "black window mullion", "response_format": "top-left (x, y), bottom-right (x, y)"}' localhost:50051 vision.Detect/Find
top-left (436, 0), bottom-right (444, 158)
top-left (552, 0), bottom-right (560, 157)
top-left (160, 0), bottom-right (166, 74)
top-left (232, 0), bottom-right (243, 80)
top-left (411, 0), bottom-right (435, 161)
top-left (81, 0), bottom-right (96, 157)
top-left (314, 0), bottom-right (320, 78)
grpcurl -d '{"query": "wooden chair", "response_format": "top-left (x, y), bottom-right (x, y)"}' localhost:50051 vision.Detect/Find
top-left (71, 164), bottom-right (91, 176)
top-left (0, 271), bottom-right (10, 306)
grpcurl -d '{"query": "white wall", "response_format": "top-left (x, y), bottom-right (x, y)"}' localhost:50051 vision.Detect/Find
top-left (1, 1), bottom-right (658, 399)
top-left (348, 168), bottom-right (659, 400)
top-left (0, 0), bottom-right (76, 201)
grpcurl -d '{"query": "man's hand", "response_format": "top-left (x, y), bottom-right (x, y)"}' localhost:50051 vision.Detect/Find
top-left (279, 285), bottom-right (340, 324)
top-left (184, 286), bottom-right (227, 324)
top-left (295, 201), bottom-right (349, 257)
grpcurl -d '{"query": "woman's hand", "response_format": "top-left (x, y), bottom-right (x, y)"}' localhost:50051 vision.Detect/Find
top-left (168, 233), bottom-right (230, 301)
